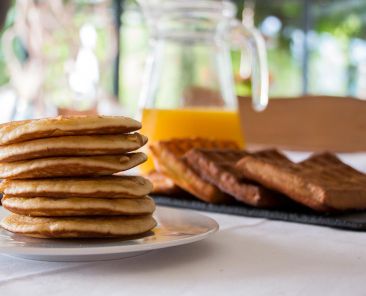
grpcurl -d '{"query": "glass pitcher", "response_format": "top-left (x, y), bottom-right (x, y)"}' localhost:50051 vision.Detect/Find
top-left (137, 0), bottom-right (268, 172)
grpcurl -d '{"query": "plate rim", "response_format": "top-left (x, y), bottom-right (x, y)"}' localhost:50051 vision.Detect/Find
top-left (0, 206), bottom-right (219, 257)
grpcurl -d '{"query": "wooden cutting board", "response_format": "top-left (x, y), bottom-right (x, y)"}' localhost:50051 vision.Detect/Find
top-left (238, 96), bottom-right (366, 152)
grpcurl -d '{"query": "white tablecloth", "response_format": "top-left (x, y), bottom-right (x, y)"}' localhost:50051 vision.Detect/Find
top-left (1, 152), bottom-right (366, 295)
top-left (1, 212), bottom-right (366, 296)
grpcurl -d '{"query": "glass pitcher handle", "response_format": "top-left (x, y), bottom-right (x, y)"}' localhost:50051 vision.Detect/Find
top-left (229, 20), bottom-right (269, 111)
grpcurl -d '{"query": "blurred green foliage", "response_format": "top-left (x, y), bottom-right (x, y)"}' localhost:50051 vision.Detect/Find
top-left (0, 1), bottom-right (15, 85)
top-left (0, 0), bottom-right (366, 103)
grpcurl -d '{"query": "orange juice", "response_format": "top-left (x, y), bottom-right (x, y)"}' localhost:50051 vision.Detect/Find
top-left (140, 108), bottom-right (244, 173)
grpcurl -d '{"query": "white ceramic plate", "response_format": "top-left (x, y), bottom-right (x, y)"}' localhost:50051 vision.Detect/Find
top-left (0, 206), bottom-right (218, 262)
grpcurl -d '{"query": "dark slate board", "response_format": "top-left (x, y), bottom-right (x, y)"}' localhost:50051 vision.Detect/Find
top-left (153, 195), bottom-right (366, 231)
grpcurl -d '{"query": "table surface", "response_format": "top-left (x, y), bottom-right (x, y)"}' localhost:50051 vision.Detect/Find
top-left (1, 152), bottom-right (366, 295)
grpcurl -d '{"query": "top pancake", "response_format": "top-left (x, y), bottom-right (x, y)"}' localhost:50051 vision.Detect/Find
top-left (0, 115), bottom-right (141, 145)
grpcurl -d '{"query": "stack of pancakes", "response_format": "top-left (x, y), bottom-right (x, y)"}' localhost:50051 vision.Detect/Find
top-left (0, 116), bottom-right (156, 238)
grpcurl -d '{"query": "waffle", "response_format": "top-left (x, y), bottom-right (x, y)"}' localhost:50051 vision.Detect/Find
top-left (0, 115), bottom-right (142, 145)
top-left (1, 213), bottom-right (156, 238)
top-left (297, 153), bottom-right (366, 210)
top-left (150, 138), bottom-right (238, 203)
top-left (184, 148), bottom-right (289, 207)
top-left (0, 176), bottom-right (153, 198)
top-left (0, 153), bottom-right (147, 179)
top-left (236, 150), bottom-right (366, 211)
top-left (147, 170), bottom-right (183, 195)
top-left (1, 195), bottom-right (155, 217)
top-left (0, 133), bottom-right (147, 162)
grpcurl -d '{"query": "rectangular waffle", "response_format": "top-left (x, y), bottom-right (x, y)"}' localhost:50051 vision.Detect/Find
top-left (150, 138), bottom-right (238, 203)
top-left (184, 148), bottom-right (290, 208)
top-left (236, 150), bottom-right (366, 211)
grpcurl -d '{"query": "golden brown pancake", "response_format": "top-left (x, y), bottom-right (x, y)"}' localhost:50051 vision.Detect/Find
top-left (1, 213), bottom-right (157, 238)
top-left (0, 115), bottom-right (141, 145)
top-left (1, 195), bottom-right (155, 216)
top-left (0, 153), bottom-right (147, 179)
top-left (0, 133), bottom-right (147, 162)
top-left (0, 176), bottom-right (153, 198)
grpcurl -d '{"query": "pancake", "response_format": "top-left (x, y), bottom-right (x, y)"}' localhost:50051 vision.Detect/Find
top-left (0, 213), bottom-right (157, 238)
top-left (1, 195), bottom-right (155, 216)
top-left (0, 115), bottom-right (141, 145)
top-left (0, 153), bottom-right (147, 179)
top-left (0, 133), bottom-right (147, 162)
top-left (0, 176), bottom-right (153, 198)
